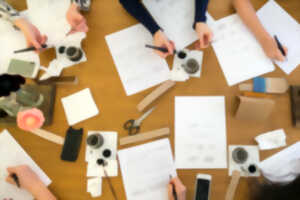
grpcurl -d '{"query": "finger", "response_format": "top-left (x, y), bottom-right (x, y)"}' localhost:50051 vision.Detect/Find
top-left (155, 50), bottom-right (168, 58)
top-left (7, 167), bottom-right (16, 174)
top-left (208, 32), bottom-right (214, 43)
top-left (5, 176), bottom-right (16, 185)
top-left (275, 50), bottom-right (285, 62)
top-left (283, 46), bottom-right (288, 55)
top-left (203, 34), bottom-right (210, 48)
top-left (75, 21), bottom-right (89, 33)
top-left (194, 41), bottom-right (201, 50)
top-left (170, 41), bottom-right (176, 53)
top-left (168, 184), bottom-right (175, 200)
top-left (199, 34), bottom-right (205, 48)
top-left (41, 35), bottom-right (48, 44)
top-left (31, 39), bottom-right (42, 51)
top-left (165, 41), bottom-right (174, 55)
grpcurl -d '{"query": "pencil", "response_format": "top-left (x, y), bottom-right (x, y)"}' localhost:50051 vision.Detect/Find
top-left (14, 44), bottom-right (48, 54)
top-left (145, 44), bottom-right (177, 54)
top-left (274, 35), bottom-right (286, 56)
top-left (11, 173), bottom-right (20, 188)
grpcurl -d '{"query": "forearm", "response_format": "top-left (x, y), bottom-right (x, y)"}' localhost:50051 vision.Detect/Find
top-left (32, 185), bottom-right (57, 200)
top-left (119, 0), bottom-right (160, 35)
top-left (194, 0), bottom-right (209, 24)
top-left (233, 0), bottom-right (271, 42)
top-left (0, 0), bottom-right (22, 24)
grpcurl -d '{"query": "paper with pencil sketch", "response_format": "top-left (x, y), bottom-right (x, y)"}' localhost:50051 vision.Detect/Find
top-left (175, 96), bottom-right (227, 169)
top-left (105, 24), bottom-right (170, 96)
top-left (257, 0), bottom-right (300, 74)
top-left (211, 14), bottom-right (275, 86)
top-left (143, 0), bottom-right (215, 49)
top-left (0, 130), bottom-right (51, 200)
top-left (118, 139), bottom-right (177, 200)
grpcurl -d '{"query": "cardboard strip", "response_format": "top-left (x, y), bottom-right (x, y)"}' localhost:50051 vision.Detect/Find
top-left (120, 128), bottom-right (170, 146)
top-left (31, 128), bottom-right (65, 145)
top-left (37, 76), bottom-right (78, 85)
top-left (137, 80), bottom-right (176, 112)
top-left (225, 170), bottom-right (241, 200)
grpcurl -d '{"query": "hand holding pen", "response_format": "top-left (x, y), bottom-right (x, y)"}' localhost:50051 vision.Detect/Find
top-left (168, 176), bottom-right (187, 200)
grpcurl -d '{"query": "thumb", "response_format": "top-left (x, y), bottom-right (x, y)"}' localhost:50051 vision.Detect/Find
top-left (275, 50), bottom-right (285, 62)
top-left (168, 184), bottom-right (175, 200)
top-left (165, 40), bottom-right (174, 55)
top-left (6, 176), bottom-right (16, 185)
top-left (31, 39), bottom-right (41, 50)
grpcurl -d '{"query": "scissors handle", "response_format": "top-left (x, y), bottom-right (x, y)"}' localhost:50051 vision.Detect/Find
top-left (124, 119), bottom-right (135, 130)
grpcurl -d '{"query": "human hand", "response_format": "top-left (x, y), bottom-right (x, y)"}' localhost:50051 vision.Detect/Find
top-left (66, 3), bottom-right (88, 34)
top-left (195, 22), bottom-right (213, 49)
top-left (260, 36), bottom-right (288, 62)
top-left (168, 177), bottom-right (186, 200)
top-left (14, 18), bottom-right (47, 53)
top-left (6, 165), bottom-right (45, 194)
top-left (153, 30), bottom-right (175, 58)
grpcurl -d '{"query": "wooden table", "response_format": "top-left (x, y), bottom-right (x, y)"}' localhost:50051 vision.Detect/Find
top-left (3, 0), bottom-right (300, 199)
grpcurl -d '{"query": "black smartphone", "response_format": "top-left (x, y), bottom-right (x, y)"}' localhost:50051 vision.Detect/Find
top-left (61, 127), bottom-right (83, 162)
top-left (195, 174), bottom-right (212, 200)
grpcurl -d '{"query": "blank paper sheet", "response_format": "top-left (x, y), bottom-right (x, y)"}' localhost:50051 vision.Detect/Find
top-left (175, 96), bottom-right (227, 169)
top-left (257, 0), bottom-right (300, 74)
top-left (105, 24), bottom-right (170, 96)
top-left (212, 14), bottom-right (275, 86)
top-left (118, 139), bottom-right (177, 200)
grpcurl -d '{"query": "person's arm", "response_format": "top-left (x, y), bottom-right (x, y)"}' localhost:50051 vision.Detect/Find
top-left (194, 0), bottom-right (213, 49)
top-left (119, 0), bottom-right (160, 35)
top-left (194, 0), bottom-right (209, 26)
top-left (233, 0), bottom-right (287, 61)
top-left (168, 177), bottom-right (186, 200)
top-left (0, 0), bottom-right (22, 24)
top-left (6, 165), bottom-right (56, 200)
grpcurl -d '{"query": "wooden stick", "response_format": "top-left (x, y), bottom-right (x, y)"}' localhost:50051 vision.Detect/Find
top-left (137, 80), bottom-right (176, 112)
top-left (120, 128), bottom-right (170, 146)
top-left (225, 170), bottom-right (241, 200)
top-left (31, 128), bottom-right (64, 145)
top-left (103, 167), bottom-right (118, 200)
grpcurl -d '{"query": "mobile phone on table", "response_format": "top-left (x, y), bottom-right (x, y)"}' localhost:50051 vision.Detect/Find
top-left (194, 174), bottom-right (212, 200)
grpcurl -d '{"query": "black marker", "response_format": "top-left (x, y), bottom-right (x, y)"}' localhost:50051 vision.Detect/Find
top-left (274, 35), bottom-right (286, 56)
top-left (14, 44), bottom-right (48, 54)
top-left (145, 44), bottom-right (177, 54)
top-left (11, 173), bottom-right (20, 188)
top-left (170, 175), bottom-right (177, 200)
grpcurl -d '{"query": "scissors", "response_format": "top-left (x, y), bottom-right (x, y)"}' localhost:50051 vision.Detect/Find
top-left (123, 107), bottom-right (156, 135)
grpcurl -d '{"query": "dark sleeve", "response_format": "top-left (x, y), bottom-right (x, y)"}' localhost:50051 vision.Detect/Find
top-left (119, 0), bottom-right (161, 35)
top-left (194, 0), bottom-right (209, 25)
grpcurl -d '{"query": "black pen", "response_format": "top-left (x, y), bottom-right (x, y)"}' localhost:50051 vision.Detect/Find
top-left (11, 173), bottom-right (20, 188)
top-left (274, 35), bottom-right (286, 57)
top-left (170, 175), bottom-right (177, 200)
top-left (145, 44), bottom-right (177, 54)
top-left (14, 44), bottom-right (48, 54)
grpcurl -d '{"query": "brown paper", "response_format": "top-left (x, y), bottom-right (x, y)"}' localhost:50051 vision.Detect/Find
top-left (235, 96), bottom-right (275, 121)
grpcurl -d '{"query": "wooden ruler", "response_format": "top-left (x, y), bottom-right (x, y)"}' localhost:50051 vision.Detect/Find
top-left (225, 170), bottom-right (241, 200)
top-left (120, 128), bottom-right (170, 146)
top-left (31, 128), bottom-right (64, 145)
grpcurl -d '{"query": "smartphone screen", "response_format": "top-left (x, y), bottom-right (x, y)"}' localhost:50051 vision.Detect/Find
top-left (195, 178), bottom-right (210, 200)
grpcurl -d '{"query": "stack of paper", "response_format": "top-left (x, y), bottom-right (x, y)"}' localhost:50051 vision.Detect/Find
top-left (105, 24), bottom-right (170, 96)
top-left (175, 96), bottom-right (227, 169)
top-left (118, 139), bottom-right (177, 200)
top-left (257, 0), bottom-right (300, 74)
top-left (0, 130), bottom-right (51, 200)
top-left (211, 14), bottom-right (275, 86)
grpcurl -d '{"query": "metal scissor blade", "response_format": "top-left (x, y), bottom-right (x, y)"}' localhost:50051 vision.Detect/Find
top-left (134, 107), bottom-right (156, 126)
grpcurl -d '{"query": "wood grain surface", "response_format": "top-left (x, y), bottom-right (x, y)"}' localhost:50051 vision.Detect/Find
top-left (3, 0), bottom-right (300, 199)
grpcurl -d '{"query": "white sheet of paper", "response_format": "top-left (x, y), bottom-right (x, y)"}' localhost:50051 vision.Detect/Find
top-left (62, 88), bottom-right (99, 125)
top-left (142, 0), bottom-right (215, 49)
top-left (0, 130), bottom-right (51, 200)
top-left (257, 0), bottom-right (300, 74)
top-left (118, 139), bottom-right (177, 200)
top-left (212, 14), bottom-right (275, 86)
top-left (0, 20), bottom-right (40, 75)
top-left (229, 145), bottom-right (260, 177)
top-left (259, 142), bottom-right (300, 183)
top-left (87, 159), bottom-right (118, 177)
top-left (87, 177), bottom-right (102, 197)
top-left (175, 96), bottom-right (227, 169)
top-left (105, 24), bottom-right (170, 96)
top-left (255, 129), bottom-right (286, 150)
